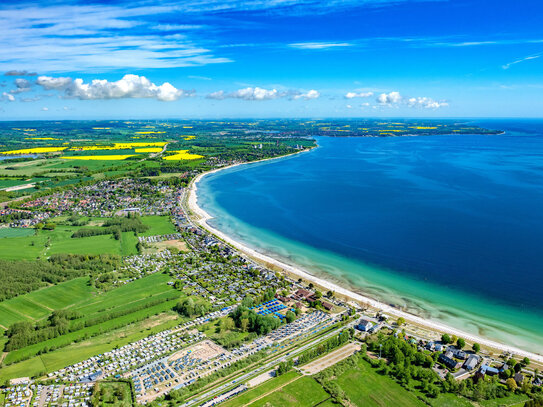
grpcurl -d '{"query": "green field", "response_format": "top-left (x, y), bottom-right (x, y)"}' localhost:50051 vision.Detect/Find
top-left (0, 225), bottom-right (138, 259)
top-left (139, 215), bottom-right (176, 236)
top-left (0, 228), bottom-right (35, 238)
top-left (249, 376), bottom-right (330, 407)
top-left (331, 357), bottom-right (426, 407)
top-left (0, 273), bottom-right (182, 378)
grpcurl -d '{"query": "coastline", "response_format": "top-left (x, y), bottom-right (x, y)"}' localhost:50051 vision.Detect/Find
top-left (186, 149), bottom-right (543, 364)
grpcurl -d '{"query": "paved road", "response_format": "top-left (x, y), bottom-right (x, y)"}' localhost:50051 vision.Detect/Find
top-left (182, 321), bottom-right (354, 407)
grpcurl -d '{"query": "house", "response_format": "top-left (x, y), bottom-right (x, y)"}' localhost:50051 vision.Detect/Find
top-left (320, 300), bottom-right (333, 311)
top-left (355, 319), bottom-right (373, 332)
top-left (425, 341), bottom-right (435, 351)
top-left (450, 348), bottom-right (467, 360)
top-left (533, 377), bottom-right (542, 386)
top-left (438, 353), bottom-right (461, 370)
top-left (463, 354), bottom-right (480, 371)
top-left (479, 364), bottom-right (499, 376)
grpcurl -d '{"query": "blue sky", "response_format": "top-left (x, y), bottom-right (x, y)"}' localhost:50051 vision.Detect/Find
top-left (1, 0), bottom-right (542, 119)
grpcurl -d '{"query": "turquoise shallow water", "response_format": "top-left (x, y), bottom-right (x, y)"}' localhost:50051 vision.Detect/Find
top-left (197, 120), bottom-right (543, 353)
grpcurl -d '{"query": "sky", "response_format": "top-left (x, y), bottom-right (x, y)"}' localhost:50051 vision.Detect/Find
top-left (1, 0), bottom-right (542, 119)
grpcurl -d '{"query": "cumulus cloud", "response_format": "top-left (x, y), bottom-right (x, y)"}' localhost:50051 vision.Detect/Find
top-left (208, 87), bottom-right (320, 101)
top-left (37, 76), bottom-right (72, 90)
top-left (41, 107), bottom-right (49, 111)
top-left (2, 92), bottom-right (15, 101)
top-left (207, 87), bottom-right (279, 101)
top-left (377, 91), bottom-right (402, 104)
top-left (376, 91), bottom-right (447, 109)
top-left (11, 78), bottom-right (32, 93)
top-left (345, 91), bottom-right (373, 99)
top-left (36, 74), bottom-right (190, 102)
top-left (407, 97), bottom-right (448, 109)
top-left (5, 70), bottom-right (37, 76)
top-left (291, 89), bottom-right (320, 100)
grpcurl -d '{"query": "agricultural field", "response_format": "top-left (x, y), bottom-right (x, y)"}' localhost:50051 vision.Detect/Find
top-left (0, 273), bottom-right (182, 379)
top-left (0, 225), bottom-right (137, 260)
top-left (139, 215), bottom-right (177, 236)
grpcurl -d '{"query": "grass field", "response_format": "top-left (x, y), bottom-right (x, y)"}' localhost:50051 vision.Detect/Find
top-left (0, 228), bottom-right (35, 238)
top-left (248, 376), bottom-right (330, 407)
top-left (0, 225), bottom-right (138, 259)
top-left (139, 216), bottom-right (176, 236)
top-left (478, 394), bottom-right (530, 407)
top-left (0, 273), bottom-right (182, 379)
top-left (331, 357), bottom-right (426, 407)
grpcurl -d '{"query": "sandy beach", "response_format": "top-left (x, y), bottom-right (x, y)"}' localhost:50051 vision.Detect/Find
top-left (186, 151), bottom-right (543, 364)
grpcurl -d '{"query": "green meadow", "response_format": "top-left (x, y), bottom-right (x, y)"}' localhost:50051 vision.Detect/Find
top-left (139, 215), bottom-right (177, 236)
top-left (0, 225), bottom-right (138, 260)
top-left (0, 273), bottom-right (182, 379)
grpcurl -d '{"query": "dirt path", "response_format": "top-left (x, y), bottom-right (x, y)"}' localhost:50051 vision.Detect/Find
top-left (300, 342), bottom-right (361, 375)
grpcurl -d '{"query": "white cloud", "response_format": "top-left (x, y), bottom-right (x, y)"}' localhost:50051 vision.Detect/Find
top-left (231, 87), bottom-right (279, 100)
top-left (407, 97), bottom-right (448, 109)
top-left (153, 24), bottom-right (206, 31)
top-left (2, 92), bottom-right (15, 101)
top-left (11, 78), bottom-right (32, 93)
top-left (345, 91), bottom-right (373, 99)
top-left (377, 91), bottom-right (402, 104)
top-left (41, 107), bottom-right (49, 111)
top-left (207, 87), bottom-right (320, 101)
top-left (346, 104), bottom-right (353, 109)
top-left (37, 76), bottom-right (72, 90)
top-left (291, 89), bottom-right (320, 100)
top-left (376, 91), bottom-right (447, 109)
top-left (502, 55), bottom-right (540, 70)
top-left (289, 42), bottom-right (352, 50)
top-left (36, 74), bottom-right (191, 102)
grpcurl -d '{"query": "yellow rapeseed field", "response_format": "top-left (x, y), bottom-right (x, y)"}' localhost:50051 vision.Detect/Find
top-left (61, 155), bottom-right (136, 161)
top-left (184, 136), bottom-right (196, 140)
top-left (70, 142), bottom-right (167, 151)
top-left (1, 147), bottom-right (67, 154)
top-left (135, 148), bottom-right (162, 153)
top-left (135, 131), bottom-right (166, 134)
top-left (163, 150), bottom-right (204, 160)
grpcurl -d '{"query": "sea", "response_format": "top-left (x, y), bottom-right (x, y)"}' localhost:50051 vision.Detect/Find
top-left (197, 119), bottom-right (543, 353)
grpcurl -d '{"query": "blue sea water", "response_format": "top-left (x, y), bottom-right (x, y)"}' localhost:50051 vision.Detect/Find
top-left (198, 119), bottom-right (543, 352)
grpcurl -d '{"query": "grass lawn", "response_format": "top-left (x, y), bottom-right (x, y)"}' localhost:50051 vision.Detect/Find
top-left (92, 381), bottom-right (134, 407)
top-left (332, 357), bottom-right (426, 407)
top-left (248, 376), bottom-right (329, 407)
top-left (139, 215), bottom-right (176, 236)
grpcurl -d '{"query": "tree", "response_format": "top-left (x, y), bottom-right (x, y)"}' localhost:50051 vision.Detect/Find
top-left (472, 343), bottom-right (480, 353)
top-left (326, 290), bottom-right (334, 298)
top-left (308, 283), bottom-right (314, 289)
top-left (285, 311), bottom-right (295, 323)
top-left (456, 338), bottom-right (465, 349)
top-left (505, 378), bottom-right (518, 391)
top-left (441, 333), bottom-right (451, 344)
top-left (522, 357), bottom-right (530, 366)
top-left (396, 317), bottom-right (405, 326)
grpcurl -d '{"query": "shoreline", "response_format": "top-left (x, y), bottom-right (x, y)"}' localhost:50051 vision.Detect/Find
top-left (186, 149), bottom-right (543, 364)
